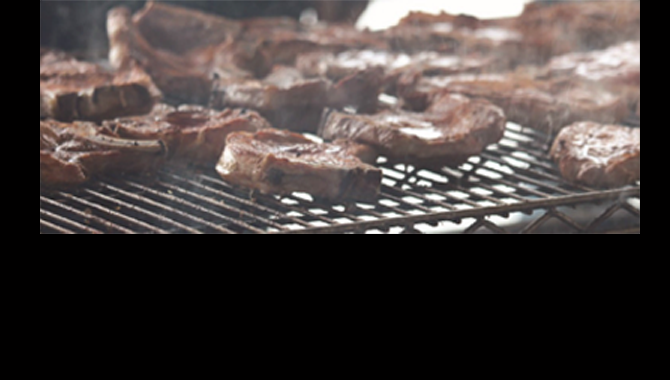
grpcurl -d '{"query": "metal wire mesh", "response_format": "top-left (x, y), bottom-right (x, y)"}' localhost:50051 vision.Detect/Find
top-left (40, 122), bottom-right (641, 234)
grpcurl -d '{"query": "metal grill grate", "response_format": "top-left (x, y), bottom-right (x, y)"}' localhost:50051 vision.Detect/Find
top-left (40, 122), bottom-right (641, 234)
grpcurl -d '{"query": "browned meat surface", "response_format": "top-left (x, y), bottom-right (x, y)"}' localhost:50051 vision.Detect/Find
top-left (243, 22), bottom-right (388, 69)
top-left (541, 41), bottom-right (641, 110)
top-left (40, 48), bottom-right (161, 122)
top-left (398, 72), bottom-right (629, 134)
top-left (107, 2), bottom-right (385, 106)
top-left (107, 5), bottom-right (253, 105)
top-left (217, 129), bottom-right (381, 202)
top-left (550, 122), bottom-right (640, 188)
top-left (211, 65), bottom-right (385, 127)
top-left (320, 93), bottom-right (506, 167)
top-left (104, 104), bottom-right (271, 165)
top-left (384, 11), bottom-right (526, 67)
top-left (40, 120), bottom-right (166, 187)
top-left (211, 66), bottom-right (330, 112)
top-left (297, 50), bottom-right (499, 94)
top-left (515, 2), bottom-right (641, 59)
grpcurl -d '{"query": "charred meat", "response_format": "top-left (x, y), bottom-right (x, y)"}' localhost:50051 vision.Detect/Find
top-left (40, 48), bottom-right (161, 122)
top-left (550, 122), bottom-right (640, 189)
top-left (217, 129), bottom-right (381, 202)
top-left (398, 72), bottom-right (629, 134)
top-left (320, 93), bottom-right (506, 167)
top-left (104, 104), bottom-right (271, 165)
top-left (40, 120), bottom-right (166, 187)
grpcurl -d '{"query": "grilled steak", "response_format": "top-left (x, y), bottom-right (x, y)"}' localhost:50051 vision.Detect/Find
top-left (108, 2), bottom-right (385, 106)
top-left (398, 72), bottom-right (629, 134)
top-left (542, 41), bottom-right (641, 110)
top-left (40, 48), bottom-right (161, 122)
top-left (211, 65), bottom-right (385, 127)
top-left (217, 129), bottom-right (381, 202)
top-left (515, 2), bottom-right (641, 59)
top-left (297, 50), bottom-right (498, 94)
top-left (242, 21), bottom-right (388, 69)
top-left (384, 11), bottom-right (526, 66)
top-left (550, 122), bottom-right (640, 189)
top-left (104, 104), bottom-right (271, 165)
top-left (211, 66), bottom-right (330, 112)
top-left (40, 120), bottom-right (166, 187)
top-left (320, 93), bottom-right (506, 167)
top-left (108, 4), bottom-right (267, 106)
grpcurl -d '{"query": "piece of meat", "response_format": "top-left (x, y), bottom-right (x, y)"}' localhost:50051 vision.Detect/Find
top-left (320, 93), bottom-right (506, 168)
top-left (327, 67), bottom-right (386, 113)
top-left (384, 11), bottom-right (526, 67)
top-left (217, 129), bottom-right (381, 202)
top-left (40, 48), bottom-right (161, 122)
top-left (550, 122), bottom-right (640, 189)
top-left (541, 41), bottom-right (641, 111)
top-left (104, 104), bottom-right (271, 165)
top-left (244, 22), bottom-right (388, 69)
top-left (40, 120), bottom-right (166, 187)
top-left (133, 1), bottom-right (242, 56)
top-left (297, 49), bottom-right (501, 94)
top-left (515, 2), bottom-right (641, 59)
top-left (108, 4), bottom-right (262, 106)
top-left (211, 65), bottom-right (385, 127)
top-left (397, 72), bottom-right (629, 134)
top-left (211, 66), bottom-right (330, 112)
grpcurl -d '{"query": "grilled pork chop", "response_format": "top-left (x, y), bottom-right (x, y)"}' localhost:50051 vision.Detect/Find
top-left (297, 50), bottom-right (498, 94)
top-left (515, 2), bottom-right (641, 59)
top-left (104, 104), bottom-right (271, 165)
top-left (40, 49), bottom-right (161, 122)
top-left (107, 5), bottom-right (256, 105)
top-left (550, 122), bottom-right (640, 189)
top-left (542, 41), bottom-right (641, 110)
top-left (211, 65), bottom-right (385, 126)
top-left (320, 93), bottom-right (506, 167)
top-left (40, 120), bottom-right (166, 187)
top-left (217, 129), bottom-right (381, 202)
top-left (384, 11), bottom-right (526, 66)
top-left (107, 2), bottom-right (385, 106)
top-left (397, 72), bottom-right (629, 134)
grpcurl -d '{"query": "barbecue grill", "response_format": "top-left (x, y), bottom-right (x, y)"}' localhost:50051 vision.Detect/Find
top-left (40, 118), bottom-right (641, 234)
top-left (40, 1), bottom-right (641, 234)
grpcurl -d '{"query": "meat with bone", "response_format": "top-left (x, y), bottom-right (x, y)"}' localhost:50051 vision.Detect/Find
top-left (40, 120), bottom-right (166, 188)
top-left (104, 104), bottom-right (271, 165)
top-left (210, 65), bottom-right (385, 126)
top-left (320, 93), bottom-right (506, 168)
top-left (515, 2), bottom-right (641, 59)
top-left (384, 11), bottom-right (527, 66)
top-left (241, 19), bottom-right (388, 69)
top-left (210, 66), bottom-right (330, 112)
top-left (40, 48), bottom-right (161, 122)
top-left (217, 129), bottom-right (381, 202)
top-left (297, 49), bottom-right (501, 94)
top-left (541, 41), bottom-right (641, 111)
top-left (550, 122), bottom-right (640, 189)
top-left (397, 72), bottom-right (629, 134)
top-left (107, 2), bottom-right (385, 106)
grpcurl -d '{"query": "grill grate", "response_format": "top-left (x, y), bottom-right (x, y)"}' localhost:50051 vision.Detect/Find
top-left (40, 122), bottom-right (641, 234)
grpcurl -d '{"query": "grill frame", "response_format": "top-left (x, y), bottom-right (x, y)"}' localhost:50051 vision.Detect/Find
top-left (40, 121), bottom-right (641, 234)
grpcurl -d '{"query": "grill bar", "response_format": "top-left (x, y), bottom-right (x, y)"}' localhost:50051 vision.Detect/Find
top-left (41, 122), bottom-right (640, 234)
top-left (83, 187), bottom-right (204, 234)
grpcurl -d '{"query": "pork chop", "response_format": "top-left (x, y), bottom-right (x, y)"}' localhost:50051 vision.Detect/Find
top-left (40, 120), bottom-right (166, 187)
top-left (40, 48), bottom-right (161, 122)
top-left (104, 104), bottom-right (271, 165)
top-left (397, 72), bottom-right (629, 134)
top-left (217, 129), bottom-right (381, 202)
top-left (320, 93), bottom-right (506, 167)
top-left (550, 122), bottom-right (640, 188)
